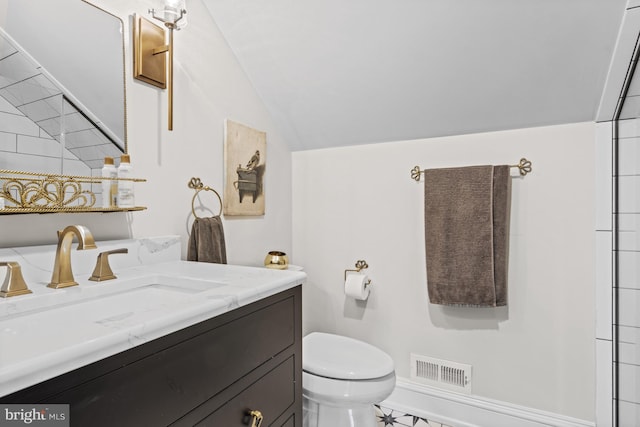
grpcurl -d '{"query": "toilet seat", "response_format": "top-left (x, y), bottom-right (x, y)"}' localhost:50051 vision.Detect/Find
top-left (303, 332), bottom-right (394, 380)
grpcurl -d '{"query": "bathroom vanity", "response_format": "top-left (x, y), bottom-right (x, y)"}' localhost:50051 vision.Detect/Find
top-left (0, 236), bottom-right (305, 426)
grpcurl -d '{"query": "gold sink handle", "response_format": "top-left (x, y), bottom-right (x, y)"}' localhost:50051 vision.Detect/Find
top-left (0, 262), bottom-right (32, 298)
top-left (89, 248), bottom-right (129, 282)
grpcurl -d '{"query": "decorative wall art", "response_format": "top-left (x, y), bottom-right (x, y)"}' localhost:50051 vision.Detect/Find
top-left (223, 119), bottom-right (266, 216)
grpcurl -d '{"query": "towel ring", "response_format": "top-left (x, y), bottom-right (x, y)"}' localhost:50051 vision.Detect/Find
top-left (189, 177), bottom-right (222, 218)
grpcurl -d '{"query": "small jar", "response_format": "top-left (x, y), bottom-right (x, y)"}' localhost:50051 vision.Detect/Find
top-left (117, 154), bottom-right (135, 208)
top-left (101, 156), bottom-right (117, 208)
top-left (264, 251), bottom-right (288, 269)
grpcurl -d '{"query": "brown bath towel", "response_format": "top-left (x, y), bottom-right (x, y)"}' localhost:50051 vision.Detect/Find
top-left (424, 165), bottom-right (511, 307)
top-left (187, 216), bottom-right (227, 264)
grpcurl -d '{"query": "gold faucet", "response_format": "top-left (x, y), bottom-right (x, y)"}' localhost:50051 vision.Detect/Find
top-left (48, 225), bottom-right (97, 289)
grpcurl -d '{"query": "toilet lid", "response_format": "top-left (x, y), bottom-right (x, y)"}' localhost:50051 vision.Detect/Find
top-left (303, 332), bottom-right (395, 380)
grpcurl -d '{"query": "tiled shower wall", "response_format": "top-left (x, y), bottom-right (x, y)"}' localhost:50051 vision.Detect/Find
top-left (597, 115), bottom-right (640, 426)
top-left (0, 97), bottom-right (90, 176)
top-left (596, 119), bottom-right (614, 427)
top-left (601, 59), bottom-right (640, 425)
top-left (615, 113), bottom-right (640, 424)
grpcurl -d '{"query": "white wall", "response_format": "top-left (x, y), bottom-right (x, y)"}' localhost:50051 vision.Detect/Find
top-left (0, 0), bottom-right (293, 266)
top-left (292, 122), bottom-right (596, 421)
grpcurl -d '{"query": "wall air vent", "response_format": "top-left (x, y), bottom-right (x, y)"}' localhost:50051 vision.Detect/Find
top-left (410, 353), bottom-right (472, 394)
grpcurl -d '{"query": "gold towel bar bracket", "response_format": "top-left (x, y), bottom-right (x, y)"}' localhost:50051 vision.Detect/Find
top-left (344, 259), bottom-right (371, 287)
top-left (188, 177), bottom-right (222, 218)
top-left (410, 157), bottom-right (533, 182)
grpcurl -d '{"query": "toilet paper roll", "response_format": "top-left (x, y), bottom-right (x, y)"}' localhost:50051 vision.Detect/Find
top-left (345, 273), bottom-right (370, 300)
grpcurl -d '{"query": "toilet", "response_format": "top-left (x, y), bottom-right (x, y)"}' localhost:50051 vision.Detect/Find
top-left (302, 332), bottom-right (396, 427)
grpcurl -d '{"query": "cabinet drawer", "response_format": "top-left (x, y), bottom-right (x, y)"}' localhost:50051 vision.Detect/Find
top-left (195, 356), bottom-right (295, 426)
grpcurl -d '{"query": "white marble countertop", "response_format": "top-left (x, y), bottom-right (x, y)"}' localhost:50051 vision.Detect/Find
top-left (0, 237), bottom-right (305, 397)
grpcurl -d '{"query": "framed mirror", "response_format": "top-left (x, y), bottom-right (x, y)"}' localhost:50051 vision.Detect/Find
top-left (0, 0), bottom-right (127, 178)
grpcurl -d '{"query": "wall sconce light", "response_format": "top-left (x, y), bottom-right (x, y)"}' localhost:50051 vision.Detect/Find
top-left (133, 1), bottom-right (187, 131)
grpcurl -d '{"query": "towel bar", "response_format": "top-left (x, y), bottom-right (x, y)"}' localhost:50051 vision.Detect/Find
top-left (410, 158), bottom-right (532, 182)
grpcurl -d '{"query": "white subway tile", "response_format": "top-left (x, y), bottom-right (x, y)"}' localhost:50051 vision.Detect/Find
top-left (69, 145), bottom-right (103, 162)
top-left (618, 176), bottom-right (640, 213)
top-left (0, 51), bottom-right (38, 87)
top-left (0, 112), bottom-right (39, 136)
top-left (0, 132), bottom-right (17, 152)
top-left (18, 97), bottom-right (62, 123)
top-left (65, 128), bottom-right (109, 149)
top-left (37, 116), bottom-right (61, 139)
top-left (619, 363), bottom-right (640, 404)
top-left (61, 159), bottom-right (91, 177)
top-left (628, 73), bottom-right (640, 98)
top-left (596, 339), bottom-right (613, 427)
top-left (2, 152), bottom-right (62, 174)
top-left (38, 128), bottom-right (54, 139)
top-left (618, 251), bottom-right (640, 289)
top-left (597, 231), bottom-right (613, 339)
top-left (0, 96), bottom-right (20, 114)
top-left (618, 118), bottom-right (640, 139)
top-left (2, 75), bottom-right (59, 106)
top-left (619, 400), bottom-right (640, 426)
top-left (619, 137), bottom-right (640, 176)
top-left (620, 96), bottom-right (640, 120)
top-left (17, 135), bottom-right (63, 158)
top-left (618, 214), bottom-right (640, 250)
top-left (618, 288), bottom-right (640, 328)
top-left (619, 326), bottom-right (640, 366)
top-left (596, 121), bottom-right (613, 230)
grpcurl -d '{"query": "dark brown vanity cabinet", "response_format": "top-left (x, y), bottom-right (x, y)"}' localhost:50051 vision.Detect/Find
top-left (1, 285), bottom-right (303, 427)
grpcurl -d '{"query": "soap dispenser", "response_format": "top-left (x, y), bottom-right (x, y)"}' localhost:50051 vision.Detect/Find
top-left (117, 154), bottom-right (135, 208)
top-left (101, 156), bottom-right (117, 208)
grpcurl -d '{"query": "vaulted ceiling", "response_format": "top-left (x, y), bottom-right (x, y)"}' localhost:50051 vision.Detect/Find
top-left (203, 0), bottom-right (626, 151)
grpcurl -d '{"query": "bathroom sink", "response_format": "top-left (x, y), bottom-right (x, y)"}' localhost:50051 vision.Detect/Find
top-left (0, 275), bottom-right (228, 324)
top-left (0, 276), bottom-right (228, 364)
top-left (122, 276), bottom-right (226, 293)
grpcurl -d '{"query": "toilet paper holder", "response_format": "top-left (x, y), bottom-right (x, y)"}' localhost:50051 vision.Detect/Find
top-left (344, 260), bottom-right (372, 287)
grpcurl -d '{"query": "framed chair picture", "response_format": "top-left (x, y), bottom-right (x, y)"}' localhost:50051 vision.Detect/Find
top-left (223, 119), bottom-right (266, 216)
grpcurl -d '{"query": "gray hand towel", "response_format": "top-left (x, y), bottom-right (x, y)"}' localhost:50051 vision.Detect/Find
top-left (424, 165), bottom-right (511, 307)
top-left (187, 216), bottom-right (227, 264)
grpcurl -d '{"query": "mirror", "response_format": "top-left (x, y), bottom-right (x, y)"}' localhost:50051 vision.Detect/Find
top-left (0, 0), bottom-right (127, 177)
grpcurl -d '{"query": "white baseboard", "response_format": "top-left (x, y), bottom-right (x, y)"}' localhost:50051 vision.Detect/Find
top-left (381, 378), bottom-right (595, 427)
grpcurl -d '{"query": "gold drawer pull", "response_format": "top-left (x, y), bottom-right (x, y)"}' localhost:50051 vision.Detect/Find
top-left (248, 410), bottom-right (263, 427)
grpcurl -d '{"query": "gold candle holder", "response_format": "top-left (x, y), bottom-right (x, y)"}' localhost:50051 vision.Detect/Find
top-left (264, 251), bottom-right (288, 270)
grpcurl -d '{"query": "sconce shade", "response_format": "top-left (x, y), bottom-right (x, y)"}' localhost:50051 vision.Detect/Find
top-left (153, 0), bottom-right (187, 30)
top-left (164, 0), bottom-right (188, 28)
